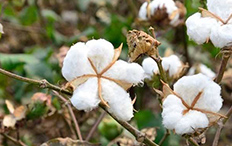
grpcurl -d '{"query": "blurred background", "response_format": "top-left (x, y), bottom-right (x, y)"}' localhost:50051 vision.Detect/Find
top-left (0, 0), bottom-right (231, 145)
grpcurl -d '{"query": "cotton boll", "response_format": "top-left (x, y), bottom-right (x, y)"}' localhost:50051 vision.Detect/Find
top-left (142, 57), bottom-right (159, 79)
top-left (207, 0), bottom-right (232, 22)
top-left (162, 55), bottom-right (182, 77)
top-left (62, 42), bottom-right (94, 81)
top-left (162, 95), bottom-right (185, 129)
top-left (70, 77), bottom-right (100, 112)
top-left (150, 0), bottom-right (177, 16)
top-left (174, 110), bottom-right (209, 135)
top-left (210, 24), bottom-right (232, 48)
top-left (103, 60), bottom-right (145, 84)
top-left (186, 13), bottom-right (217, 44)
top-left (188, 64), bottom-right (216, 78)
top-left (139, 2), bottom-right (148, 20)
top-left (86, 39), bottom-right (114, 73)
top-left (174, 74), bottom-right (211, 105)
top-left (101, 79), bottom-right (133, 121)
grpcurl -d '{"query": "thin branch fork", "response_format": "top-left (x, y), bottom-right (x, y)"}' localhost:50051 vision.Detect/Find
top-left (0, 67), bottom-right (159, 146)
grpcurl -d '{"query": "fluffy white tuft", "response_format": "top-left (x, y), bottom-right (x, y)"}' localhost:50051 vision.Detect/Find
top-left (104, 60), bottom-right (145, 84)
top-left (188, 64), bottom-right (216, 78)
top-left (142, 57), bottom-right (159, 79)
top-left (174, 110), bottom-right (209, 135)
top-left (210, 23), bottom-right (232, 48)
top-left (70, 78), bottom-right (100, 112)
top-left (186, 13), bottom-right (218, 44)
top-left (138, 2), bottom-right (148, 20)
top-left (150, 0), bottom-right (177, 15)
top-left (101, 79), bottom-right (133, 121)
top-left (207, 0), bottom-right (232, 22)
top-left (162, 55), bottom-right (182, 77)
top-left (174, 73), bottom-right (223, 112)
top-left (62, 42), bottom-right (94, 81)
top-left (86, 39), bottom-right (114, 73)
top-left (162, 95), bottom-right (185, 130)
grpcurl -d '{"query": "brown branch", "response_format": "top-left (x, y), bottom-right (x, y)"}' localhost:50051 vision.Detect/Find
top-left (1, 133), bottom-right (27, 146)
top-left (214, 47), bottom-right (231, 83)
top-left (0, 68), bottom-right (72, 96)
top-left (0, 68), bottom-right (158, 146)
top-left (52, 91), bottom-right (83, 141)
top-left (86, 111), bottom-right (106, 141)
top-left (212, 106), bottom-right (232, 146)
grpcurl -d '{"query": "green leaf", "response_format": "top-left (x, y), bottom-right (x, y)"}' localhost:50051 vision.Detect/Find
top-left (0, 53), bottom-right (39, 70)
top-left (19, 6), bottom-right (38, 25)
top-left (41, 9), bottom-right (60, 22)
top-left (26, 101), bottom-right (47, 120)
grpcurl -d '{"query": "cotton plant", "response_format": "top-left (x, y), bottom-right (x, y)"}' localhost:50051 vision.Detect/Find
top-left (138, 0), bottom-right (186, 27)
top-left (142, 55), bottom-right (184, 80)
top-left (161, 73), bottom-right (225, 135)
top-left (62, 39), bottom-right (145, 121)
top-left (186, 0), bottom-right (232, 48)
top-left (188, 63), bottom-right (216, 79)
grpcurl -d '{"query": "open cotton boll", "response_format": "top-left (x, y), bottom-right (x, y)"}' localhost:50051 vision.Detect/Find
top-left (174, 110), bottom-right (209, 135)
top-left (150, 0), bottom-right (177, 16)
top-left (162, 95), bottom-right (185, 129)
top-left (138, 2), bottom-right (148, 20)
top-left (210, 24), bottom-right (232, 48)
top-left (101, 79), bottom-right (133, 121)
top-left (207, 0), bottom-right (232, 22)
top-left (142, 57), bottom-right (159, 79)
top-left (62, 42), bottom-right (94, 81)
top-left (103, 60), bottom-right (145, 84)
top-left (86, 39), bottom-right (115, 73)
top-left (162, 55), bottom-right (182, 77)
top-left (186, 13), bottom-right (218, 44)
top-left (174, 73), bottom-right (223, 112)
top-left (70, 78), bottom-right (100, 112)
top-left (188, 64), bottom-right (216, 78)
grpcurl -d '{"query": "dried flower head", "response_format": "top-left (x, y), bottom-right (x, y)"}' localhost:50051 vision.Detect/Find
top-left (62, 39), bottom-right (145, 121)
top-left (138, 0), bottom-right (186, 27)
top-left (161, 74), bottom-right (224, 135)
top-left (127, 30), bottom-right (161, 62)
top-left (186, 0), bottom-right (232, 48)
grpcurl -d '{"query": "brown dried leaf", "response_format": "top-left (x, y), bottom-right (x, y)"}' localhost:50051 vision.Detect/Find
top-left (13, 105), bottom-right (27, 121)
top-left (127, 30), bottom-right (161, 62)
top-left (160, 80), bottom-right (174, 100)
top-left (41, 137), bottom-right (100, 146)
top-left (5, 100), bottom-right (15, 114)
top-left (31, 92), bottom-right (52, 106)
top-left (3, 114), bottom-right (16, 128)
top-left (141, 128), bottom-right (156, 141)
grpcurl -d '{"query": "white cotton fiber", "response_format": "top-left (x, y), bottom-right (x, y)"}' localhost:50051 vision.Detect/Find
top-left (101, 79), bottom-right (133, 121)
top-left (162, 55), bottom-right (182, 77)
top-left (188, 64), bottom-right (216, 78)
top-left (207, 0), bottom-right (232, 22)
top-left (142, 57), bottom-right (159, 79)
top-left (174, 110), bottom-right (209, 135)
top-left (138, 2), bottom-right (148, 20)
top-left (86, 39), bottom-right (114, 73)
top-left (70, 78), bottom-right (100, 112)
top-left (150, 0), bottom-right (177, 16)
top-left (103, 60), bottom-right (145, 84)
top-left (186, 13), bottom-right (218, 44)
top-left (210, 23), bottom-right (232, 48)
top-left (62, 42), bottom-right (94, 81)
top-left (162, 95), bottom-right (185, 129)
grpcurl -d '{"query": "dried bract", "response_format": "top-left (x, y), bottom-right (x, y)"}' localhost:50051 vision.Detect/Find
top-left (127, 30), bottom-right (161, 62)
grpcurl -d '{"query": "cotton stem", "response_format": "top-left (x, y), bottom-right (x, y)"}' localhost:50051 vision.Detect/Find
top-left (53, 91), bottom-right (83, 141)
top-left (159, 130), bottom-right (170, 145)
top-left (214, 47), bottom-right (231, 83)
top-left (1, 133), bottom-right (27, 146)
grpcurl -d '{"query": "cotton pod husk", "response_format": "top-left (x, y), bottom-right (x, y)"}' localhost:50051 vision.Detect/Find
top-left (127, 30), bottom-right (161, 62)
